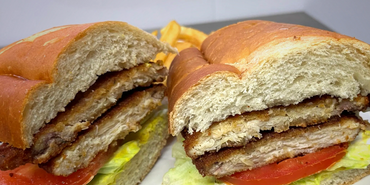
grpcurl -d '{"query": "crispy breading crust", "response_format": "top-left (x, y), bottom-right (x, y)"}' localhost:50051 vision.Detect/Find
top-left (0, 63), bottom-right (167, 171)
top-left (42, 85), bottom-right (165, 176)
top-left (192, 115), bottom-right (365, 178)
top-left (183, 95), bottom-right (369, 159)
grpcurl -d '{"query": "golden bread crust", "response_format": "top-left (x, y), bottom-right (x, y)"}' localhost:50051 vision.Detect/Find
top-left (0, 75), bottom-right (45, 148)
top-left (0, 21), bottom-right (174, 149)
top-left (166, 20), bottom-right (370, 136)
top-left (201, 20), bottom-right (351, 68)
top-left (167, 48), bottom-right (240, 134)
top-left (0, 23), bottom-right (94, 81)
top-left (0, 22), bottom-right (118, 148)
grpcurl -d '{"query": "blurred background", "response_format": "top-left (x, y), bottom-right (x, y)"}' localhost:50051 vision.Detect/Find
top-left (0, 0), bottom-right (369, 47)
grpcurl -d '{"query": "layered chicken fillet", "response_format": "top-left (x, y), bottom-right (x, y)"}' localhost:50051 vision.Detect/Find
top-left (182, 95), bottom-right (369, 177)
top-left (0, 62), bottom-right (167, 176)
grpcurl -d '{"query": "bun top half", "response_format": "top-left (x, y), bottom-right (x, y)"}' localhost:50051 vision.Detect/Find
top-left (167, 20), bottom-right (370, 136)
top-left (0, 21), bottom-right (176, 149)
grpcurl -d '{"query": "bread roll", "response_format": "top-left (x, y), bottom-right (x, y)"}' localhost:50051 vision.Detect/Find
top-left (0, 21), bottom-right (176, 149)
top-left (167, 20), bottom-right (370, 135)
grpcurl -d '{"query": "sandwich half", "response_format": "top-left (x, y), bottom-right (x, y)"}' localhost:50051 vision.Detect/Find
top-left (0, 21), bottom-right (176, 184)
top-left (164, 20), bottom-right (370, 185)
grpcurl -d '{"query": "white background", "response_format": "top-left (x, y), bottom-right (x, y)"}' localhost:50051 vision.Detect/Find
top-left (1, 0), bottom-right (370, 47)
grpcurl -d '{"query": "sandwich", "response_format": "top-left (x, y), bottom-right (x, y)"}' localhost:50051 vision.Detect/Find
top-left (163, 20), bottom-right (370, 185)
top-left (0, 21), bottom-right (176, 184)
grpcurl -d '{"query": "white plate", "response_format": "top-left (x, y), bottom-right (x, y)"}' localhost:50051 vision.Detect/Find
top-left (142, 112), bottom-right (370, 185)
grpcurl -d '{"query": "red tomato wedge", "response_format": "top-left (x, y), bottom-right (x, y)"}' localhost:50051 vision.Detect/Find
top-left (220, 144), bottom-right (348, 185)
top-left (0, 145), bottom-right (117, 185)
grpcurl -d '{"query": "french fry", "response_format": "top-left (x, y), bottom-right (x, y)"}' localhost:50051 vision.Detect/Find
top-left (154, 20), bottom-right (181, 63)
top-left (156, 21), bottom-right (208, 85)
top-left (164, 53), bottom-right (177, 69)
top-left (151, 30), bottom-right (158, 36)
top-left (175, 41), bottom-right (194, 52)
top-left (164, 41), bottom-right (194, 68)
top-left (178, 27), bottom-right (208, 48)
top-left (155, 20), bottom-right (208, 71)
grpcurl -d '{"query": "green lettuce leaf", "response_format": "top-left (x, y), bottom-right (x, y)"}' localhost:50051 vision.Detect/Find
top-left (162, 137), bottom-right (225, 185)
top-left (88, 141), bottom-right (140, 185)
top-left (164, 131), bottom-right (370, 185)
top-left (97, 141), bottom-right (140, 174)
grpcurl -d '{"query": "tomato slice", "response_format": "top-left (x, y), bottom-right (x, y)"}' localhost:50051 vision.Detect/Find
top-left (220, 144), bottom-right (348, 185)
top-left (0, 145), bottom-right (117, 185)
